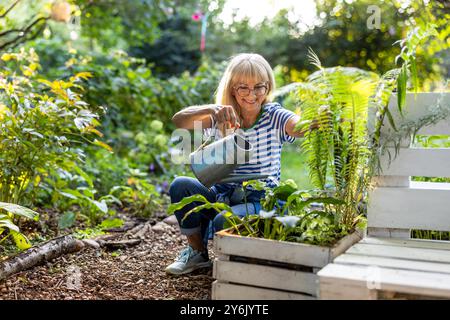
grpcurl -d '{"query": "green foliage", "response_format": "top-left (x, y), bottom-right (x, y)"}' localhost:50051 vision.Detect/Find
top-left (294, 52), bottom-right (379, 227)
top-left (0, 48), bottom-right (108, 207)
top-left (109, 176), bottom-right (165, 218)
top-left (0, 201), bottom-right (39, 250)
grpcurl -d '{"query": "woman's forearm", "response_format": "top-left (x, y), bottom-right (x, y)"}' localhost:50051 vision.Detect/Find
top-left (172, 105), bottom-right (217, 129)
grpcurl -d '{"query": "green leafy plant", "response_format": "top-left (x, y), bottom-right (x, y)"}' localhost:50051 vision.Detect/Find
top-left (0, 202), bottom-right (39, 250)
top-left (109, 175), bottom-right (165, 218)
top-left (0, 48), bottom-right (109, 208)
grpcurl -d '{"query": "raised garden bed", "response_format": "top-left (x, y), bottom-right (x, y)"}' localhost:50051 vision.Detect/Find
top-left (212, 227), bottom-right (363, 300)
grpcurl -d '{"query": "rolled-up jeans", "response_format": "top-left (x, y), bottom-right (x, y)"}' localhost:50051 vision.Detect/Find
top-left (169, 176), bottom-right (263, 247)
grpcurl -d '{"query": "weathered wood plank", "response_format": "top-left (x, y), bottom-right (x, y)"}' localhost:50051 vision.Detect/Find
top-left (212, 281), bottom-right (316, 300)
top-left (213, 259), bottom-right (318, 296)
top-left (367, 227), bottom-right (410, 239)
top-left (361, 237), bottom-right (450, 251)
top-left (319, 279), bottom-right (377, 300)
top-left (347, 243), bottom-right (450, 264)
top-left (318, 263), bottom-right (450, 298)
top-left (368, 185), bottom-right (450, 231)
top-left (214, 231), bottom-right (331, 268)
top-left (214, 230), bottom-right (361, 268)
top-left (334, 253), bottom-right (450, 274)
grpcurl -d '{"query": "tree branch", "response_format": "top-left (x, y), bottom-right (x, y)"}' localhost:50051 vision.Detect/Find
top-left (0, 15), bottom-right (49, 50)
top-left (0, 0), bottom-right (21, 19)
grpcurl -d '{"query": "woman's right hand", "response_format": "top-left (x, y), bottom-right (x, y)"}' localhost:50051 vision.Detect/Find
top-left (212, 105), bottom-right (240, 135)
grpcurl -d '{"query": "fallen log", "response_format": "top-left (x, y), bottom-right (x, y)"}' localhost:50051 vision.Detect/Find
top-left (0, 235), bottom-right (85, 281)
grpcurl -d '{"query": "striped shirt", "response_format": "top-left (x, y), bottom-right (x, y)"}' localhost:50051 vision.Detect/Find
top-left (206, 102), bottom-right (297, 189)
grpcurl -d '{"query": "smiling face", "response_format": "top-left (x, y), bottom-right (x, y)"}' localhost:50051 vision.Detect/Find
top-left (232, 79), bottom-right (269, 111)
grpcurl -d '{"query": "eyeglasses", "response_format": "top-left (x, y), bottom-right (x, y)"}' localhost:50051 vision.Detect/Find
top-left (234, 83), bottom-right (268, 97)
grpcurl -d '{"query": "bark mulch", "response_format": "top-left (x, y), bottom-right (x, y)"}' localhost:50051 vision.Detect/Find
top-left (0, 220), bottom-right (215, 300)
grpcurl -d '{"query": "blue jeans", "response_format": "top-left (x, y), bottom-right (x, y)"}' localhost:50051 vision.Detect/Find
top-left (169, 176), bottom-right (263, 246)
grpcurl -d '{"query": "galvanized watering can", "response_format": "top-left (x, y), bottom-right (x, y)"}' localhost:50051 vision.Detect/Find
top-left (189, 132), bottom-right (268, 188)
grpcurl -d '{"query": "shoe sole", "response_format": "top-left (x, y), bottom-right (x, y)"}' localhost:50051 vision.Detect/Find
top-left (165, 261), bottom-right (212, 276)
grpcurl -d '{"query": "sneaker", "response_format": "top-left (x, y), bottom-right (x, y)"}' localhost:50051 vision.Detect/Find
top-left (165, 246), bottom-right (212, 275)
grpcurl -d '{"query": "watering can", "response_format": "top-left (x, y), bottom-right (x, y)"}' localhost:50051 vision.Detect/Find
top-left (189, 132), bottom-right (268, 188)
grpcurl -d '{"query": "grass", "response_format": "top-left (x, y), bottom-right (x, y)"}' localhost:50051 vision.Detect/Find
top-left (280, 141), bottom-right (313, 189)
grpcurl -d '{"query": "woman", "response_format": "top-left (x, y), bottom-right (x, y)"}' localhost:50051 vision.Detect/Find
top-left (166, 53), bottom-right (310, 275)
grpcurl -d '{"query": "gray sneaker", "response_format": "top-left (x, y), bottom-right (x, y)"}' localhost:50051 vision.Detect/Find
top-left (165, 246), bottom-right (212, 275)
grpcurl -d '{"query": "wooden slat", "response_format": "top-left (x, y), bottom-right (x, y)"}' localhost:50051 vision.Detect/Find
top-left (368, 185), bottom-right (450, 231)
top-left (214, 231), bottom-right (330, 268)
top-left (347, 243), bottom-right (450, 264)
top-left (214, 230), bottom-right (361, 268)
top-left (213, 259), bottom-right (318, 296)
top-left (367, 227), bottom-right (410, 239)
top-left (417, 119), bottom-right (450, 135)
top-left (334, 253), bottom-right (450, 274)
top-left (318, 263), bottom-right (450, 298)
top-left (379, 148), bottom-right (450, 177)
top-left (379, 93), bottom-right (450, 136)
top-left (319, 279), bottom-right (377, 300)
top-left (212, 281), bottom-right (316, 300)
top-left (361, 237), bottom-right (450, 250)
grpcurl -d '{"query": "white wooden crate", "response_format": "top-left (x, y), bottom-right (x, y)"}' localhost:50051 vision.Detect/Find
top-left (212, 229), bottom-right (362, 300)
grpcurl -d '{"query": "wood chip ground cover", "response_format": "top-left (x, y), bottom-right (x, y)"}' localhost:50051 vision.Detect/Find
top-left (0, 221), bottom-right (214, 300)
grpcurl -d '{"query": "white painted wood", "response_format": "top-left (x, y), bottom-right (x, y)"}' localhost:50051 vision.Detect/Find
top-left (330, 229), bottom-right (363, 259)
top-left (417, 119), bottom-right (450, 135)
top-left (319, 279), bottom-right (377, 300)
top-left (380, 93), bottom-right (450, 136)
top-left (361, 237), bottom-right (450, 250)
top-left (347, 243), bottom-right (450, 264)
top-left (214, 230), bottom-right (361, 268)
top-left (214, 231), bottom-right (330, 268)
top-left (379, 148), bottom-right (450, 177)
top-left (334, 253), bottom-right (450, 274)
top-left (213, 259), bottom-right (318, 296)
top-left (367, 227), bottom-right (410, 239)
top-left (368, 185), bottom-right (450, 231)
top-left (212, 281), bottom-right (316, 300)
top-left (318, 263), bottom-right (450, 298)
top-left (371, 176), bottom-right (410, 187)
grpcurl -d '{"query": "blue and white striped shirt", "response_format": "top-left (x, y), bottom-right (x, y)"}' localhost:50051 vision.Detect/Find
top-left (207, 102), bottom-right (297, 188)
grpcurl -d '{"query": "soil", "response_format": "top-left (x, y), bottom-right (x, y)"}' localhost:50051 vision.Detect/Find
top-left (0, 218), bottom-right (215, 300)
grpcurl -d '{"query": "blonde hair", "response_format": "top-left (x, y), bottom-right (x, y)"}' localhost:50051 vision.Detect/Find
top-left (215, 53), bottom-right (276, 119)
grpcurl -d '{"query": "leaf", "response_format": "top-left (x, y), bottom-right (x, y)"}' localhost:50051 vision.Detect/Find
top-left (73, 166), bottom-right (94, 188)
top-left (385, 107), bottom-right (397, 132)
top-left (99, 218), bottom-right (124, 230)
top-left (0, 218), bottom-right (20, 232)
top-left (167, 194), bottom-right (211, 215)
top-left (259, 209), bottom-right (275, 219)
top-left (10, 230), bottom-right (32, 250)
top-left (397, 64), bottom-right (407, 115)
top-left (0, 202), bottom-right (39, 221)
top-left (58, 211), bottom-right (76, 229)
top-left (275, 216), bottom-right (300, 229)
top-left (92, 200), bottom-right (108, 214)
top-left (410, 57), bottom-right (418, 95)
top-left (93, 139), bottom-right (113, 153)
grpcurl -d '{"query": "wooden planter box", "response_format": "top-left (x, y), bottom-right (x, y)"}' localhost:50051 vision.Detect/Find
top-left (212, 228), bottom-right (363, 300)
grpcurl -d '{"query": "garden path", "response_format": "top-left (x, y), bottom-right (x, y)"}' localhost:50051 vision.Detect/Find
top-left (0, 219), bottom-right (214, 300)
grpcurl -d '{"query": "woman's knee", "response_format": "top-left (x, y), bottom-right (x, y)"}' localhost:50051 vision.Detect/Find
top-left (212, 212), bottom-right (227, 232)
top-left (169, 176), bottom-right (197, 201)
